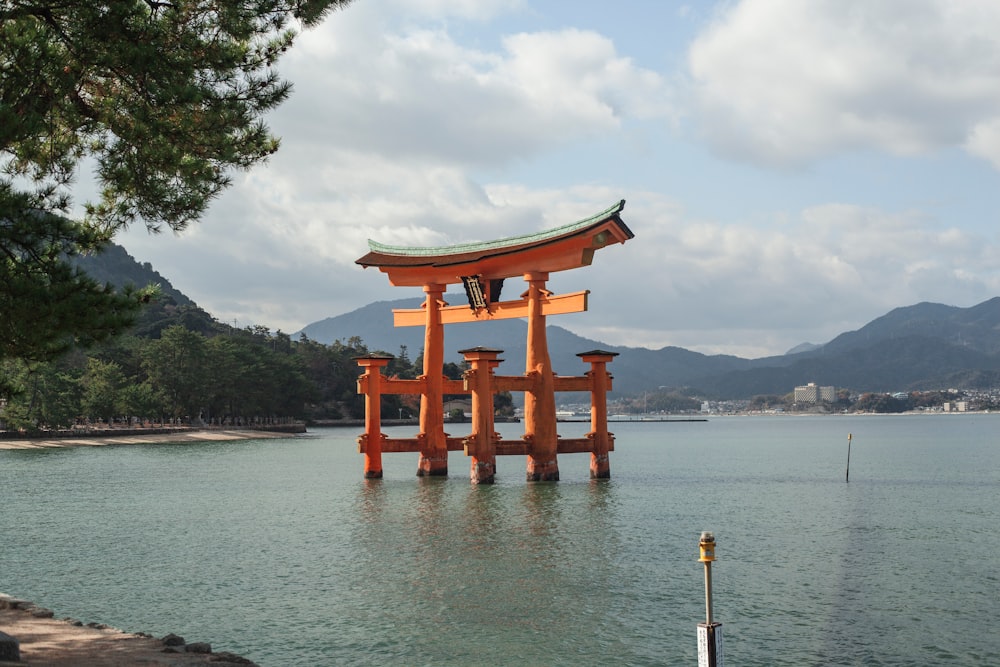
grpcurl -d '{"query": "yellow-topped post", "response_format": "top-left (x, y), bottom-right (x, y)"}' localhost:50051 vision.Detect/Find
top-left (697, 531), bottom-right (723, 667)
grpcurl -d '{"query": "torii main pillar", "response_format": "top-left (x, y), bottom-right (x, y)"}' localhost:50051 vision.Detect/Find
top-left (523, 272), bottom-right (559, 481)
top-left (417, 283), bottom-right (449, 476)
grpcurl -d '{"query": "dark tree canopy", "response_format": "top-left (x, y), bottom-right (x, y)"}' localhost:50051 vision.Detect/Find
top-left (1, 0), bottom-right (351, 366)
top-left (2, 0), bottom-right (350, 233)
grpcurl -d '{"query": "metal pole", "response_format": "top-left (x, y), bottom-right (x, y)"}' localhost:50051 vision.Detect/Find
top-left (703, 557), bottom-right (713, 624)
top-left (845, 433), bottom-right (852, 483)
top-left (697, 531), bottom-right (723, 667)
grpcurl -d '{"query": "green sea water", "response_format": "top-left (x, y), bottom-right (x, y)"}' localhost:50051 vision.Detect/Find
top-left (2, 415), bottom-right (998, 666)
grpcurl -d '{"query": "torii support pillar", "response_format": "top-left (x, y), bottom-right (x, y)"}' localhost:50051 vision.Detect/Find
top-left (417, 283), bottom-right (449, 477)
top-left (578, 350), bottom-right (619, 479)
top-left (524, 271), bottom-right (559, 482)
top-left (356, 354), bottom-right (393, 479)
top-left (461, 347), bottom-right (502, 484)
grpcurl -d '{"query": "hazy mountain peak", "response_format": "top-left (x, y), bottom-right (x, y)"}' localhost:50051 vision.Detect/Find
top-left (786, 342), bottom-right (823, 355)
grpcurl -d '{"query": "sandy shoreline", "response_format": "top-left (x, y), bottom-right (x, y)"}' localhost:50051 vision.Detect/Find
top-left (0, 595), bottom-right (258, 666)
top-left (0, 428), bottom-right (300, 451)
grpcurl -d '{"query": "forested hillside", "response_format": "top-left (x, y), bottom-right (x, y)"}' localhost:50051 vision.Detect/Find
top-left (0, 246), bottom-right (423, 431)
top-left (72, 244), bottom-right (195, 308)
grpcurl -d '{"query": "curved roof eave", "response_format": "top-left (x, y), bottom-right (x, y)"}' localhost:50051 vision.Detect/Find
top-left (356, 200), bottom-right (630, 269)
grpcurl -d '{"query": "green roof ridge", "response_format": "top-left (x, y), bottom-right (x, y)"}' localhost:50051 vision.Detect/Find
top-left (366, 200), bottom-right (625, 257)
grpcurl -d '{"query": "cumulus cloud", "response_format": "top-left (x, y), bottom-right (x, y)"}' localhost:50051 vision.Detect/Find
top-left (966, 119), bottom-right (1000, 169)
top-left (114, 0), bottom-right (1000, 360)
top-left (687, 0), bottom-right (1000, 167)
top-left (114, 0), bottom-right (674, 332)
top-left (561, 198), bottom-right (1000, 357)
top-left (122, 165), bottom-right (1000, 356)
top-left (280, 5), bottom-right (672, 168)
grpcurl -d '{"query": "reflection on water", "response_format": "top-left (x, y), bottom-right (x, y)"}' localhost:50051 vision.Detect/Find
top-left (356, 477), bottom-right (387, 523)
top-left (1, 416), bottom-right (999, 666)
top-left (341, 472), bottom-right (640, 666)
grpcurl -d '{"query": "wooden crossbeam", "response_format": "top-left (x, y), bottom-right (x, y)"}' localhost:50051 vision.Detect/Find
top-left (361, 437), bottom-right (468, 454)
top-left (359, 436), bottom-right (614, 456)
top-left (372, 374), bottom-right (607, 395)
top-left (494, 375), bottom-right (537, 393)
top-left (373, 377), bottom-right (466, 395)
top-left (552, 376), bottom-right (597, 392)
top-left (393, 290), bottom-right (589, 327)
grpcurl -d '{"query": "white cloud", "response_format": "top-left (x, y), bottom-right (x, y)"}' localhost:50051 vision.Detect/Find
top-left (966, 119), bottom-right (1000, 169)
top-left (687, 0), bottom-right (1000, 167)
top-left (383, 0), bottom-right (525, 22)
top-left (112, 1), bottom-right (1000, 361)
top-left (112, 1), bottom-right (675, 333)
top-left (559, 198), bottom-right (1000, 356)
top-left (279, 4), bottom-right (672, 168)
top-left (122, 162), bottom-right (1000, 355)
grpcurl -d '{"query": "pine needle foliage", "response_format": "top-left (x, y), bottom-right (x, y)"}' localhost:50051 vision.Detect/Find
top-left (0, 0), bottom-right (351, 369)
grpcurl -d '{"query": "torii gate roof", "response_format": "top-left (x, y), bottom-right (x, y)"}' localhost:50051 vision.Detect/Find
top-left (356, 200), bottom-right (633, 287)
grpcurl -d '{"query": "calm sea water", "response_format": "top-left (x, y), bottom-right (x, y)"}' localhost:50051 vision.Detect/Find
top-left (2, 415), bottom-right (998, 666)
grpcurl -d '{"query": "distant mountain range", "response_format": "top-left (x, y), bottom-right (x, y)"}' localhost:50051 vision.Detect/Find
top-left (82, 243), bottom-right (1000, 399)
top-left (297, 295), bottom-right (1000, 398)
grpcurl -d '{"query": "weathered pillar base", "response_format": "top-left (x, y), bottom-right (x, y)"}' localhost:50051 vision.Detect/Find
top-left (526, 457), bottom-right (560, 482)
top-left (590, 453), bottom-right (610, 479)
top-left (364, 469), bottom-right (384, 479)
top-left (417, 454), bottom-right (448, 477)
top-left (471, 460), bottom-right (496, 485)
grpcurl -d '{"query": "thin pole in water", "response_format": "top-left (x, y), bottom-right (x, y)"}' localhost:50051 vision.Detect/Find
top-left (697, 531), bottom-right (723, 667)
top-left (845, 433), bottom-right (852, 483)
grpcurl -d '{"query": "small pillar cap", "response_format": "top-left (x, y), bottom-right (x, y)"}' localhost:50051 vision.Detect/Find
top-left (576, 349), bottom-right (619, 358)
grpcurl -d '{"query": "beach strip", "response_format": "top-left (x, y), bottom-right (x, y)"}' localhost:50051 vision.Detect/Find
top-left (0, 428), bottom-right (300, 451)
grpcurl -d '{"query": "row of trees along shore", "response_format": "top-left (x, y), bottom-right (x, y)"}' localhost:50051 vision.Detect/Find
top-left (0, 297), bottom-right (493, 432)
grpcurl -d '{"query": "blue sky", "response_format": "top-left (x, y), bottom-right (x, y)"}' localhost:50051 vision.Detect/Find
top-left (116, 0), bottom-right (1000, 358)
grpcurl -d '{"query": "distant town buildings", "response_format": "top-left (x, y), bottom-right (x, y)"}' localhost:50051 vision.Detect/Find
top-left (794, 382), bottom-right (836, 403)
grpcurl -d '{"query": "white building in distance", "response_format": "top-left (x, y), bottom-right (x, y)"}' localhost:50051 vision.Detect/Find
top-left (794, 382), bottom-right (836, 403)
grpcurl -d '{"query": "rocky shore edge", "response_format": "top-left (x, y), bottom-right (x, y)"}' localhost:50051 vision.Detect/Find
top-left (0, 594), bottom-right (258, 666)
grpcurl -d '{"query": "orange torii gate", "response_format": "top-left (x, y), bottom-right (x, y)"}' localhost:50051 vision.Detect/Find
top-left (354, 200), bottom-right (634, 483)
